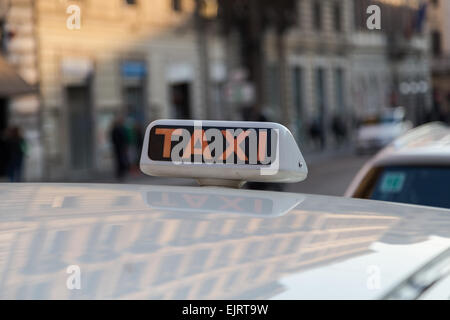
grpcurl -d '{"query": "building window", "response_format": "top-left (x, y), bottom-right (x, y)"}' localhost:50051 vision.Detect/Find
top-left (315, 67), bottom-right (326, 120)
top-left (268, 64), bottom-right (280, 111)
top-left (296, 0), bottom-right (303, 29)
top-left (170, 83), bottom-right (191, 119)
top-left (353, 0), bottom-right (366, 31)
top-left (292, 66), bottom-right (305, 143)
top-left (121, 61), bottom-right (147, 125)
top-left (0, 20), bottom-right (6, 54)
top-left (333, 2), bottom-right (342, 32)
top-left (313, 1), bottom-right (322, 31)
top-left (432, 31), bottom-right (442, 57)
top-left (312, 67), bottom-right (327, 149)
top-left (334, 68), bottom-right (345, 112)
top-left (172, 0), bottom-right (182, 12)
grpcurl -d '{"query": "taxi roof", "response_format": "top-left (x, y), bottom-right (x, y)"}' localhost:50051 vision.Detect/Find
top-left (0, 183), bottom-right (449, 299)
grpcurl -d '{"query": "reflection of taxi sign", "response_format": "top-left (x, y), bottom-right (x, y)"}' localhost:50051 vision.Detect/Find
top-left (140, 120), bottom-right (308, 187)
top-left (143, 186), bottom-right (305, 218)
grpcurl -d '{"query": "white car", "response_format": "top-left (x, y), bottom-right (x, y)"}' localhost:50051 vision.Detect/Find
top-left (0, 120), bottom-right (449, 300)
top-left (346, 122), bottom-right (450, 209)
top-left (356, 108), bottom-right (413, 154)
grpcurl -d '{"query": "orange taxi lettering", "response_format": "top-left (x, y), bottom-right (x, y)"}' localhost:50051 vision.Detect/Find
top-left (155, 128), bottom-right (175, 158)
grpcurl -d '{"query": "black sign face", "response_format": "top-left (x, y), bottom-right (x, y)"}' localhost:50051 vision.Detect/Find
top-left (148, 125), bottom-right (276, 165)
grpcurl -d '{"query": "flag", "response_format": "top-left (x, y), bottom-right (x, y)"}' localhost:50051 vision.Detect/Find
top-left (415, 2), bottom-right (427, 33)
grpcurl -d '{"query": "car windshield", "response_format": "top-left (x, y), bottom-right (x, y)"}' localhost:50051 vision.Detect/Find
top-left (369, 166), bottom-right (450, 209)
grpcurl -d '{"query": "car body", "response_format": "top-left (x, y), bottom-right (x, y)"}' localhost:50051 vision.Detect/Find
top-left (355, 107), bottom-right (413, 154)
top-left (0, 183), bottom-right (449, 300)
top-left (346, 122), bottom-right (450, 209)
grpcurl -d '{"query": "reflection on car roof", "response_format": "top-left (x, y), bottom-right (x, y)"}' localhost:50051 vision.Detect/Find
top-left (392, 122), bottom-right (450, 153)
top-left (0, 183), bottom-right (449, 299)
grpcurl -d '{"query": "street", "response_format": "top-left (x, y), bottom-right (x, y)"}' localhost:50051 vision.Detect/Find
top-left (285, 153), bottom-right (371, 196)
top-left (95, 152), bottom-right (372, 198)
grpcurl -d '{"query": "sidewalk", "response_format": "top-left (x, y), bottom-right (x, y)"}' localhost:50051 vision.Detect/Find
top-left (301, 145), bottom-right (354, 166)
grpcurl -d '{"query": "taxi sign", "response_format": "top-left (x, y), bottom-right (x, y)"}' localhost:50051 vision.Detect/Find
top-left (140, 119), bottom-right (308, 187)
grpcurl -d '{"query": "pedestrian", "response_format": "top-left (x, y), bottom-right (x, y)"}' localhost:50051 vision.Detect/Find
top-left (5, 126), bottom-right (26, 182)
top-left (332, 114), bottom-right (347, 147)
top-left (134, 122), bottom-right (144, 167)
top-left (309, 118), bottom-right (325, 151)
top-left (110, 116), bottom-right (129, 181)
top-left (124, 117), bottom-right (137, 171)
top-left (0, 128), bottom-right (8, 178)
top-left (124, 118), bottom-right (144, 174)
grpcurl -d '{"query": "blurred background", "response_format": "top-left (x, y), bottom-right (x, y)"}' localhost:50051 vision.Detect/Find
top-left (0, 0), bottom-right (448, 195)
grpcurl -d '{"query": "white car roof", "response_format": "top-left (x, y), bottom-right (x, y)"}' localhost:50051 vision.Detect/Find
top-left (0, 183), bottom-right (449, 299)
top-left (373, 122), bottom-right (450, 166)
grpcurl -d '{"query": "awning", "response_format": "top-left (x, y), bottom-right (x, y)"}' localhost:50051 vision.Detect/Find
top-left (0, 56), bottom-right (35, 97)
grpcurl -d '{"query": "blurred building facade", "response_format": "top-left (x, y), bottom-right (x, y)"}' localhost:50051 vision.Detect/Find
top-left (428, 0), bottom-right (450, 122)
top-left (351, 0), bottom-right (431, 126)
top-left (0, 0), bottom-right (36, 179)
top-left (1, 0), bottom-right (434, 181)
top-left (3, 0), bottom-right (226, 181)
top-left (261, 0), bottom-right (431, 150)
top-left (264, 0), bottom-right (353, 150)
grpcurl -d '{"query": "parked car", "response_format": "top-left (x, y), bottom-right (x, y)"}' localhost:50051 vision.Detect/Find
top-left (356, 107), bottom-right (413, 154)
top-left (346, 122), bottom-right (450, 209)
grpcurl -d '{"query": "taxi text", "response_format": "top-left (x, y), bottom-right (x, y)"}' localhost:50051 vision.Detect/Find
top-left (149, 126), bottom-right (277, 165)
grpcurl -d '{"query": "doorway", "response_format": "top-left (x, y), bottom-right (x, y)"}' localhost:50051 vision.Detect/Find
top-left (170, 82), bottom-right (191, 119)
top-left (0, 98), bottom-right (8, 177)
top-left (66, 85), bottom-right (93, 171)
top-left (125, 85), bottom-right (145, 124)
